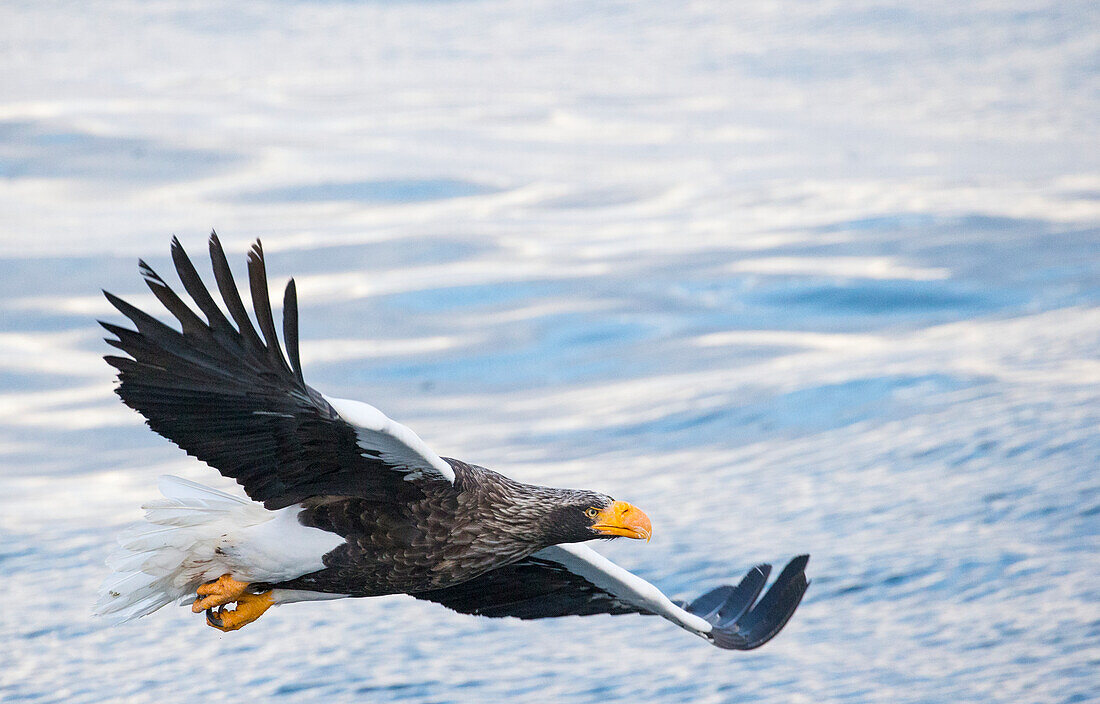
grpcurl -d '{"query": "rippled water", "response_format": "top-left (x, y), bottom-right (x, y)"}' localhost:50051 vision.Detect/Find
top-left (1, 2), bottom-right (1098, 703)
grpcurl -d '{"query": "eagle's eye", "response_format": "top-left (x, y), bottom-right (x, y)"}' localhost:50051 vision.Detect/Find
top-left (584, 507), bottom-right (599, 519)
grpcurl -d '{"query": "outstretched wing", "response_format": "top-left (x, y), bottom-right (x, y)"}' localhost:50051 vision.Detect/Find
top-left (102, 234), bottom-right (454, 509)
top-left (415, 545), bottom-right (809, 651)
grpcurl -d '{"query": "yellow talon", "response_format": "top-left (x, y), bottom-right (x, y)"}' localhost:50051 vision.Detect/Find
top-left (192, 574), bottom-right (249, 613)
top-left (205, 591), bottom-right (275, 632)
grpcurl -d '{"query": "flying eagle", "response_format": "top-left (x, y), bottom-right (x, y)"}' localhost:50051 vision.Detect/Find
top-left (95, 235), bottom-right (809, 651)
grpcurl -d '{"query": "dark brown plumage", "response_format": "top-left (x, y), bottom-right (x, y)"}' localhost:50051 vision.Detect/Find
top-left (267, 460), bottom-right (616, 595)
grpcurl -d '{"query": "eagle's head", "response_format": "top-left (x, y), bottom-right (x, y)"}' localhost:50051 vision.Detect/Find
top-left (542, 490), bottom-right (652, 544)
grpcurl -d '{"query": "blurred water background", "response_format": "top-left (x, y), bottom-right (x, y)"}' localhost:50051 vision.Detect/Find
top-left (1, 2), bottom-right (1098, 702)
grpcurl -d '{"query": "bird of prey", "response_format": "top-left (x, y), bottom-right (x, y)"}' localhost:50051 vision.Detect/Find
top-left (95, 235), bottom-right (809, 651)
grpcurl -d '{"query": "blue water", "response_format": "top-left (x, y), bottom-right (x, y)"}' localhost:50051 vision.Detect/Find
top-left (1, 2), bottom-right (1098, 703)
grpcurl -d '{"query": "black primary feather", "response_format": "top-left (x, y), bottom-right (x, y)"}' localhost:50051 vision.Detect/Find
top-left (701, 555), bottom-right (810, 650)
top-left (208, 233), bottom-right (266, 354)
top-left (283, 278), bottom-right (304, 383)
top-left (102, 234), bottom-right (431, 509)
top-left (169, 236), bottom-right (237, 339)
top-left (246, 241), bottom-right (292, 376)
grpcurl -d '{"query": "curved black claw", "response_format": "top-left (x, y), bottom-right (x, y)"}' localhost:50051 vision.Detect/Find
top-left (205, 607), bottom-right (223, 628)
top-left (688, 555), bottom-right (810, 650)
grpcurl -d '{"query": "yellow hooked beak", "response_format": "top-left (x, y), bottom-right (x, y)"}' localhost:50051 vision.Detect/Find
top-left (592, 501), bottom-right (652, 541)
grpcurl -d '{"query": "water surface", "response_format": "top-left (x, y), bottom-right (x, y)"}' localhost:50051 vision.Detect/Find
top-left (0, 2), bottom-right (1097, 703)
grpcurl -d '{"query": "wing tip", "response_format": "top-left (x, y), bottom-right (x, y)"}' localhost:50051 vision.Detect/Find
top-left (247, 238), bottom-right (265, 267)
top-left (138, 259), bottom-right (165, 286)
top-left (698, 553), bottom-right (811, 651)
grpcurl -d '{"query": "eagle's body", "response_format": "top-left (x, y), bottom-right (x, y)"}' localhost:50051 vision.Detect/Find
top-left (278, 459), bottom-right (611, 596)
top-left (96, 235), bottom-right (809, 650)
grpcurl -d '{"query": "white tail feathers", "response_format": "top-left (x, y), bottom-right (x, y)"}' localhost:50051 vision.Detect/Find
top-left (95, 476), bottom-right (272, 624)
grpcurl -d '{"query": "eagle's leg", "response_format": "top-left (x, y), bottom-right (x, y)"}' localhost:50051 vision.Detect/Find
top-left (205, 591), bottom-right (275, 632)
top-left (191, 574), bottom-right (249, 613)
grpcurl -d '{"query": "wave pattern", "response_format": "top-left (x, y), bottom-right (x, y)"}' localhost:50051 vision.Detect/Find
top-left (0, 1), bottom-right (1097, 703)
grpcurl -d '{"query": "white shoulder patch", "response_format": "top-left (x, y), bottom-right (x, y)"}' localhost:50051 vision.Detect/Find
top-left (534, 543), bottom-right (713, 635)
top-left (324, 395), bottom-right (455, 483)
